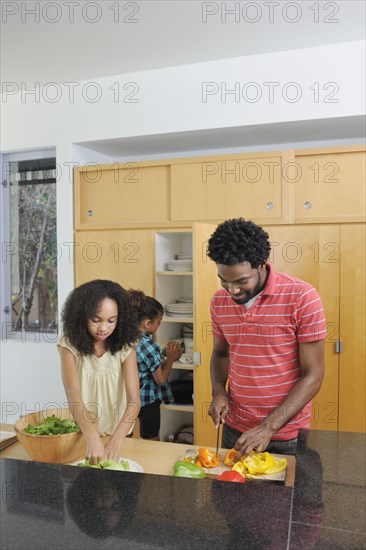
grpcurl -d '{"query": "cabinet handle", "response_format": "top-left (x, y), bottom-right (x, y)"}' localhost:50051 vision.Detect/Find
top-left (304, 201), bottom-right (312, 209)
top-left (266, 202), bottom-right (274, 210)
top-left (335, 340), bottom-right (343, 353)
top-left (192, 352), bottom-right (201, 365)
top-left (87, 210), bottom-right (93, 216)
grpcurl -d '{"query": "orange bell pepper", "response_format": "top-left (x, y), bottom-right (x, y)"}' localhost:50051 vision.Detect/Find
top-left (223, 448), bottom-right (238, 467)
top-left (197, 447), bottom-right (221, 468)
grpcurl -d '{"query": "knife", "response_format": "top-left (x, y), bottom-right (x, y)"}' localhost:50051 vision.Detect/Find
top-left (215, 423), bottom-right (221, 459)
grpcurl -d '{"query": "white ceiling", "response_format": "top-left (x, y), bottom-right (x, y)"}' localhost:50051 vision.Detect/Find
top-left (77, 116), bottom-right (366, 160)
top-left (1, 0), bottom-right (365, 86)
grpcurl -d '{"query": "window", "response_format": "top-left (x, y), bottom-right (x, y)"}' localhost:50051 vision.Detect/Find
top-left (1, 151), bottom-right (57, 336)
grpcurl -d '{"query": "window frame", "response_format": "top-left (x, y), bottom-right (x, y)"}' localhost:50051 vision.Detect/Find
top-left (0, 148), bottom-right (58, 343)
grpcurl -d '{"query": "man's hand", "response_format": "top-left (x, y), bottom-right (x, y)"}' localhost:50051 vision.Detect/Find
top-left (208, 393), bottom-right (230, 428)
top-left (234, 424), bottom-right (275, 460)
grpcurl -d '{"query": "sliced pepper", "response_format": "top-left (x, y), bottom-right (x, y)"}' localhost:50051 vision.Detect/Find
top-left (232, 461), bottom-right (246, 475)
top-left (223, 448), bottom-right (238, 467)
top-left (242, 451), bottom-right (275, 475)
top-left (174, 460), bottom-right (206, 478)
top-left (263, 458), bottom-right (288, 475)
top-left (197, 447), bottom-right (221, 468)
top-left (218, 470), bottom-right (246, 483)
top-left (233, 451), bottom-right (287, 476)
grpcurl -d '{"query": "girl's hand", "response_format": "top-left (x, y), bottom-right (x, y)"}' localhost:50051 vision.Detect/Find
top-left (104, 437), bottom-right (122, 462)
top-left (166, 341), bottom-right (183, 361)
top-left (84, 432), bottom-right (106, 465)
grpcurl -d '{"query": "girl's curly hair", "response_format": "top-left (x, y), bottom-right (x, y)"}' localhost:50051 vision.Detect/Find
top-left (127, 289), bottom-right (164, 325)
top-left (207, 218), bottom-right (271, 267)
top-left (61, 280), bottom-right (139, 355)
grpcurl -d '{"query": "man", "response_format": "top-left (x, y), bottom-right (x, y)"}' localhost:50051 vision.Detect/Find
top-left (207, 218), bottom-right (326, 457)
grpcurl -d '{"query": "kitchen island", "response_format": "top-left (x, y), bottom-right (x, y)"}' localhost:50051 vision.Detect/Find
top-left (1, 430), bottom-right (365, 549)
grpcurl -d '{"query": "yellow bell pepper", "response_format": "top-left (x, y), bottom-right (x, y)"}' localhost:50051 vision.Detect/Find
top-left (242, 451), bottom-right (275, 474)
top-left (232, 461), bottom-right (246, 475)
top-left (263, 457), bottom-right (288, 475)
top-left (232, 451), bottom-right (287, 476)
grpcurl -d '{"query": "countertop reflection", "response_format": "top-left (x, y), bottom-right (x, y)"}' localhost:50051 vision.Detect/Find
top-left (1, 429), bottom-right (365, 550)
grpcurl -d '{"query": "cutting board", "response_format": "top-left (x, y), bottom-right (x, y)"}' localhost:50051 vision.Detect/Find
top-left (0, 431), bottom-right (17, 451)
top-left (180, 448), bottom-right (296, 487)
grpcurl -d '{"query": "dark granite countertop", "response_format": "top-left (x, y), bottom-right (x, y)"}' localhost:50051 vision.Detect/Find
top-left (1, 430), bottom-right (365, 550)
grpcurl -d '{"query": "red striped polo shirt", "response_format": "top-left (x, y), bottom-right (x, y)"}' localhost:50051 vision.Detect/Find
top-left (210, 263), bottom-right (327, 440)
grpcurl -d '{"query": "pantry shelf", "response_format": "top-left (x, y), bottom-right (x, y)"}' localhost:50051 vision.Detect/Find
top-left (160, 404), bottom-right (194, 413)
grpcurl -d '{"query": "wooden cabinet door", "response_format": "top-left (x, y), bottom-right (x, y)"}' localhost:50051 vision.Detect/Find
top-left (74, 230), bottom-right (154, 294)
top-left (74, 164), bottom-right (170, 228)
top-left (293, 147), bottom-right (366, 223)
top-left (193, 223), bottom-right (341, 442)
top-left (171, 152), bottom-right (286, 223)
top-left (339, 224), bottom-right (366, 432)
top-left (263, 224), bottom-right (340, 431)
top-left (193, 223), bottom-right (221, 446)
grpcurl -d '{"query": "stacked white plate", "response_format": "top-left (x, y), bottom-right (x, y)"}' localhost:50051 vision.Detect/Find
top-left (182, 323), bottom-right (194, 337)
top-left (176, 253), bottom-right (192, 260)
top-left (165, 302), bottom-right (193, 317)
top-left (167, 259), bottom-right (193, 271)
top-left (176, 296), bottom-right (193, 303)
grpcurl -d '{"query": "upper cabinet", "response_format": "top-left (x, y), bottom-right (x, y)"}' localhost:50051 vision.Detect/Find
top-left (293, 146), bottom-right (366, 223)
top-left (74, 163), bottom-right (171, 228)
top-left (171, 151), bottom-right (285, 223)
top-left (74, 145), bottom-right (365, 228)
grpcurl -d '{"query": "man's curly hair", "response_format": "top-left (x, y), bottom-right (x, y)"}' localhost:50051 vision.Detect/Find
top-left (207, 218), bottom-right (271, 267)
top-left (61, 279), bottom-right (139, 356)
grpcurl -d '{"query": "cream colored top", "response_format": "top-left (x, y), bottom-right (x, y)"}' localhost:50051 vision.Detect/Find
top-left (57, 335), bottom-right (133, 436)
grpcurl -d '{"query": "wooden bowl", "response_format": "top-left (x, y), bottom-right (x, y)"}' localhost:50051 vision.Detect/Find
top-left (14, 407), bottom-right (96, 464)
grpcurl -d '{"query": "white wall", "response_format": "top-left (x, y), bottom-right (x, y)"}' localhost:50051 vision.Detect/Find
top-left (1, 40), bottom-right (365, 422)
top-left (2, 41), bottom-right (365, 147)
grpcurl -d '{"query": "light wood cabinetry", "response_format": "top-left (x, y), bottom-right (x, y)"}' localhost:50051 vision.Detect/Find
top-left (74, 229), bottom-right (154, 293)
top-left (264, 225), bottom-right (340, 430)
top-left (171, 151), bottom-right (286, 223)
top-left (339, 224), bottom-right (366, 432)
top-left (293, 146), bottom-right (365, 223)
top-left (74, 146), bottom-right (365, 227)
top-left (74, 163), bottom-right (170, 228)
top-left (192, 223), bottom-right (221, 446)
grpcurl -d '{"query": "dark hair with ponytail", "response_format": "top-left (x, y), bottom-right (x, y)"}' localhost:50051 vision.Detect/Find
top-left (128, 289), bottom-right (164, 324)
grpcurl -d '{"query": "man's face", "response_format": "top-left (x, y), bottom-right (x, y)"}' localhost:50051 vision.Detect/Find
top-left (217, 262), bottom-right (267, 304)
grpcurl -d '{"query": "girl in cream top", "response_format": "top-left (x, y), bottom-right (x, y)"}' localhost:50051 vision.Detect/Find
top-left (57, 280), bottom-right (140, 465)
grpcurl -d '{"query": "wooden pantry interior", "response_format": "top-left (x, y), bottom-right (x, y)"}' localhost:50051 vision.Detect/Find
top-left (73, 144), bottom-right (366, 446)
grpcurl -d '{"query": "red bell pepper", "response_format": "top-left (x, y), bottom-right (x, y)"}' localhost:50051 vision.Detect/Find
top-left (217, 470), bottom-right (246, 483)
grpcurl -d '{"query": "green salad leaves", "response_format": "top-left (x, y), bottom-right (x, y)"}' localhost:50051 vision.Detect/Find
top-left (78, 459), bottom-right (131, 471)
top-left (24, 415), bottom-right (80, 435)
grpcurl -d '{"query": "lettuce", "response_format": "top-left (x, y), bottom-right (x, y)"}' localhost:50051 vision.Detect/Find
top-left (24, 415), bottom-right (80, 435)
top-left (78, 459), bottom-right (130, 471)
